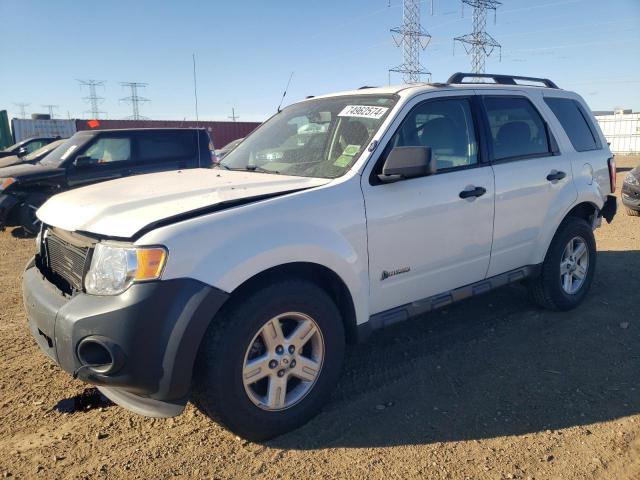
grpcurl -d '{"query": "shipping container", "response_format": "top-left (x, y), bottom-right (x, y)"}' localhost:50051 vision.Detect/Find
top-left (11, 119), bottom-right (76, 142)
top-left (75, 119), bottom-right (261, 148)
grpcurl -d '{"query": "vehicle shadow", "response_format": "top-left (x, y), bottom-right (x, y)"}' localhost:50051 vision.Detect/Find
top-left (271, 250), bottom-right (640, 449)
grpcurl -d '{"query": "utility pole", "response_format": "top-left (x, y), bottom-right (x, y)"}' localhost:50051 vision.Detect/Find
top-left (42, 104), bottom-right (59, 118)
top-left (389, 0), bottom-right (432, 83)
top-left (228, 108), bottom-right (239, 122)
top-left (454, 0), bottom-right (501, 74)
top-left (192, 53), bottom-right (199, 122)
top-left (120, 82), bottom-right (149, 120)
top-left (13, 103), bottom-right (29, 119)
top-left (77, 79), bottom-right (106, 119)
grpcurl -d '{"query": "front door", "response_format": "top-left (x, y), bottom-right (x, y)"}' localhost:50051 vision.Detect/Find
top-left (66, 134), bottom-right (134, 187)
top-left (362, 95), bottom-right (495, 315)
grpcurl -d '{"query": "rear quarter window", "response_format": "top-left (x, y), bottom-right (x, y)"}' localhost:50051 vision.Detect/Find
top-left (137, 131), bottom-right (196, 163)
top-left (544, 97), bottom-right (601, 152)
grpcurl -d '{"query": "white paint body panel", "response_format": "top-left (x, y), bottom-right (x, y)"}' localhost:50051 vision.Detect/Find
top-left (37, 169), bottom-right (330, 238)
top-left (36, 82), bottom-right (614, 328)
top-left (136, 177), bottom-right (371, 325)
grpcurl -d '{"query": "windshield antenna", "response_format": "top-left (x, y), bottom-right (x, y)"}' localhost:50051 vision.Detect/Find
top-left (277, 72), bottom-right (294, 113)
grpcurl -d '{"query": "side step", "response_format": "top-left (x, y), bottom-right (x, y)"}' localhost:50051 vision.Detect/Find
top-left (360, 265), bottom-right (540, 339)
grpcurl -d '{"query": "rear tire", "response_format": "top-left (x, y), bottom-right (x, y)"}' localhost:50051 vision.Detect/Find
top-left (626, 207), bottom-right (640, 217)
top-left (192, 279), bottom-right (345, 441)
top-left (528, 216), bottom-right (596, 311)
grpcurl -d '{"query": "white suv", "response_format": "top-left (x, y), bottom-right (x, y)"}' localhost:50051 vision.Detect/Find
top-left (23, 73), bottom-right (617, 440)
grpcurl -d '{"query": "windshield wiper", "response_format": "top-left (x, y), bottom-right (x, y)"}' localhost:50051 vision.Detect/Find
top-left (245, 165), bottom-right (279, 174)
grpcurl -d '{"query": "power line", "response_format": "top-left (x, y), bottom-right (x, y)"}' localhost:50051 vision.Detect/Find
top-left (389, 0), bottom-right (432, 83)
top-left (13, 103), bottom-right (30, 119)
top-left (42, 104), bottom-right (59, 119)
top-left (77, 79), bottom-right (106, 119)
top-left (454, 0), bottom-right (501, 74)
top-left (120, 82), bottom-right (150, 120)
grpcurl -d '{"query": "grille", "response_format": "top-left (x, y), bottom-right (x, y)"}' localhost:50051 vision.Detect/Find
top-left (44, 232), bottom-right (90, 292)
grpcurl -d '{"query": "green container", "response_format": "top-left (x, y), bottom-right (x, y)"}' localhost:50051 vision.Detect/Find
top-left (0, 110), bottom-right (12, 149)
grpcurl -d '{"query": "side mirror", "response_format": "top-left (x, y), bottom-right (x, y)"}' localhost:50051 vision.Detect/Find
top-left (74, 155), bottom-right (96, 168)
top-left (378, 146), bottom-right (436, 183)
top-left (17, 147), bottom-right (28, 157)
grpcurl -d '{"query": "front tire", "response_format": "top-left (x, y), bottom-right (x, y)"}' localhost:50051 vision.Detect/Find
top-left (528, 216), bottom-right (597, 311)
top-left (192, 279), bottom-right (345, 441)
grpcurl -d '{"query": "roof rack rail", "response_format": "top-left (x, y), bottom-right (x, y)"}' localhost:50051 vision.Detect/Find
top-left (447, 72), bottom-right (559, 89)
top-left (358, 85), bottom-right (377, 90)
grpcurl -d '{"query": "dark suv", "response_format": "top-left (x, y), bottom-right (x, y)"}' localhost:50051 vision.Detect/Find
top-left (0, 136), bottom-right (60, 159)
top-left (0, 128), bottom-right (214, 234)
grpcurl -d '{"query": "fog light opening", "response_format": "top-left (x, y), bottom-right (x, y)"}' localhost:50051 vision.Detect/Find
top-left (77, 339), bottom-right (114, 374)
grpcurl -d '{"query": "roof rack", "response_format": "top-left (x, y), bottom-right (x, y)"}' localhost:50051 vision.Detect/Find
top-left (447, 72), bottom-right (559, 89)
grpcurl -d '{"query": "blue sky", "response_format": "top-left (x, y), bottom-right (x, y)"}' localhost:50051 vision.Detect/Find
top-left (1, 0), bottom-right (638, 122)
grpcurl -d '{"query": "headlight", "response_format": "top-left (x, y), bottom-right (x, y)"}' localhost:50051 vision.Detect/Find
top-left (624, 173), bottom-right (639, 186)
top-left (85, 243), bottom-right (167, 295)
top-left (0, 178), bottom-right (16, 191)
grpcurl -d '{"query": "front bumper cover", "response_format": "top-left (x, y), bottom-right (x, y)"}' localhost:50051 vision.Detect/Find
top-left (23, 261), bottom-right (229, 417)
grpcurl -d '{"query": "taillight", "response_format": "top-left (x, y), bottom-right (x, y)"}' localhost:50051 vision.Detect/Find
top-left (608, 157), bottom-right (616, 193)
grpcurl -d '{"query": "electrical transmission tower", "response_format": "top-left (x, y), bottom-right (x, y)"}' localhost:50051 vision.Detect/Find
top-left (42, 104), bottom-right (59, 118)
top-left (228, 108), bottom-right (239, 122)
top-left (77, 79), bottom-right (106, 119)
top-left (13, 103), bottom-right (30, 119)
top-left (454, 0), bottom-right (501, 74)
top-left (120, 82), bottom-right (149, 120)
top-left (389, 0), bottom-right (432, 83)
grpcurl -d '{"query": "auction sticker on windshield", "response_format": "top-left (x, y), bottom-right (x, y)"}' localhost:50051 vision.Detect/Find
top-left (338, 105), bottom-right (389, 119)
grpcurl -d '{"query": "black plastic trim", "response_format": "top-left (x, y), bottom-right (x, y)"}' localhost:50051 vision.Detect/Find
top-left (360, 265), bottom-right (541, 338)
top-left (601, 195), bottom-right (617, 223)
top-left (447, 72), bottom-right (559, 89)
top-left (23, 265), bottom-right (230, 412)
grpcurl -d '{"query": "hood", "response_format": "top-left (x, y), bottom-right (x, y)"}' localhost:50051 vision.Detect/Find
top-left (0, 155), bottom-right (22, 168)
top-left (0, 162), bottom-right (62, 179)
top-left (37, 168), bottom-right (331, 238)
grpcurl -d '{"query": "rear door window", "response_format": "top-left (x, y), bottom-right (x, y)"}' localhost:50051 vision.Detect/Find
top-left (136, 131), bottom-right (196, 163)
top-left (544, 97), bottom-right (600, 151)
top-left (483, 96), bottom-right (550, 161)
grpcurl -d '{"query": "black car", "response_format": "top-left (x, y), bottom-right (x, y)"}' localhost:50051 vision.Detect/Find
top-left (622, 164), bottom-right (640, 216)
top-left (0, 136), bottom-right (60, 159)
top-left (0, 139), bottom-right (66, 168)
top-left (0, 128), bottom-right (214, 234)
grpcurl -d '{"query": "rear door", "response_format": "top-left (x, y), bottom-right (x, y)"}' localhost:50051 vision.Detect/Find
top-left (362, 92), bottom-right (495, 315)
top-left (131, 130), bottom-right (198, 175)
top-left (66, 134), bottom-right (134, 187)
top-left (479, 90), bottom-right (577, 277)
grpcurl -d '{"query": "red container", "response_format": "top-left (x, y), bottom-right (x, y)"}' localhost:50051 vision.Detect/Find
top-left (75, 119), bottom-right (261, 148)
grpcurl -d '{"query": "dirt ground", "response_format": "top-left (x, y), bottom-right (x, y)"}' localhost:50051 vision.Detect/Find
top-left (0, 156), bottom-right (638, 480)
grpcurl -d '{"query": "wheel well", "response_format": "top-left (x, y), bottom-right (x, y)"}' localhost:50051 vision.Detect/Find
top-left (226, 263), bottom-right (358, 344)
top-left (566, 202), bottom-right (598, 224)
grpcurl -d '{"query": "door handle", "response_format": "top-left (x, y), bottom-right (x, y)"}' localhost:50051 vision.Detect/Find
top-left (546, 170), bottom-right (566, 182)
top-left (459, 186), bottom-right (487, 199)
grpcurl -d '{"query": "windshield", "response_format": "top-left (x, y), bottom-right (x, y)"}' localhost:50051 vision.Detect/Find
top-left (24, 139), bottom-right (64, 161)
top-left (40, 135), bottom-right (91, 167)
top-left (2, 139), bottom-right (25, 152)
top-left (221, 95), bottom-right (397, 179)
